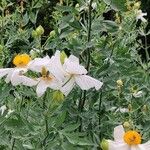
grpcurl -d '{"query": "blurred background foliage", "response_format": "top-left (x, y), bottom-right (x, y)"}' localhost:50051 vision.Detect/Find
top-left (0, 0), bottom-right (150, 149)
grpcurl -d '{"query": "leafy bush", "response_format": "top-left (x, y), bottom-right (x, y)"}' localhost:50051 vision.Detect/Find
top-left (0, 0), bottom-right (150, 149)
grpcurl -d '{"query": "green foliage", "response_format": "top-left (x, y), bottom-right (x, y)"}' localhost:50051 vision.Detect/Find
top-left (0, 0), bottom-right (150, 149)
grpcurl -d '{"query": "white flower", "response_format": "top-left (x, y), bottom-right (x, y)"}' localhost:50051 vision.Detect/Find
top-left (0, 54), bottom-right (32, 86)
top-left (60, 55), bottom-right (103, 96)
top-left (0, 105), bottom-right (7, 115)
top-left (28, 54), bottom-right (63, 97)
top-left (108, 125), bottom-right (150, 150)
top-left (136, 10), bottom-right (147, 23)
top-left (5, 109), bottom-right (14, 118)
top-left (133, 91), bottom-right (143, 98)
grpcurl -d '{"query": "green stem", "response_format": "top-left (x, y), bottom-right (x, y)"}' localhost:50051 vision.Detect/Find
top-left (1, 9), bottom-right (5, 45)
top-left (45, 116), bottom-right (49, 135)
top-left (144, 35), bottom-right (149, 63)
top-left (42, 115), bottom-right (49, 147)
top-left (11, 138), bottom-right (15, 150)
top-left (42, 93), bottom-right (49, 147)
top-left (78, 0), bottom-right (93, 131)
top-left (98, 91), bottom-right (103, 139)
top-left (86, 0), bottom-right (93, 71)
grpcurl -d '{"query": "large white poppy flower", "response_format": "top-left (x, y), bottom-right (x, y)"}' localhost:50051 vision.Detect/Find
top-left (136, 10), bottom-right (147, 23)
top-left (28, 55), bottom-right (63, 97)
top-left (108, 125), bottom-right (150, 150)
top-left (60, 55), bottom-right (103, 96)
top-left (0, 54), bottom-right (34, 86)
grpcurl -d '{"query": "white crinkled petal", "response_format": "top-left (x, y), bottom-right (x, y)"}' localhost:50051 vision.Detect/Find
top-left (11, 69), bottom-right (24, 86)
top-left (68, 55), bottom-right (79, 64)
top-left (21, 76), bottom-right (39, 87)
top-left (63, 58), bottom-right (87, 75)
top-left (28, 56), bottom-right (51, 72)
top-left (48, 50), bottom-right (66, 82)
top-left (114, 125), bottom-right (125, 142)
top-left (138, 141), bottom-right (150, 150)
top-left (108, 140), bottom-right (130, 150)
top-left (60, 77), bottom-right (75, 96)
top-left (131, 145), bottom-right (142, 150)
top-left (48, 78), bottom-right (62, 90)
top-left (0, 68), bottom-right (12, 78)
top-left (74, 75), bottom-right (103, 90)
top-left (5, 70), bottom-right (13, 83)
top-left (36, 79), bottom-right (49, 97)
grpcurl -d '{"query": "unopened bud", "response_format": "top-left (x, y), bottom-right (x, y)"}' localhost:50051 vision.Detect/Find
top-left (60, 51), bottom-right (67, 64)
top-left (75, 3), bottom-right (80, 8)
top-left (0, 45), bottom-right (4, 51)
top-left (134, 2), bottom-right (141, 9)
top-left (128, 104), bottom-right (132, 112)
top-left (123, 121), bottom-right (131, 129)
top-left (53, 91), bottom-right (64, 103)
top-left (116, 79), bottom-right (123, 87)
top-left (49, 30), bottom-right (56, 38)
top-left (32, 30), bottom-right (38, 38)
top-left (36, 25), bottom-right (44, 36)
top-left (59, 0), bottom-right (63, 5)
top-left (142, 105), bottom-right (148, 113)
top-left (100, 139), bottom-right (109, 150)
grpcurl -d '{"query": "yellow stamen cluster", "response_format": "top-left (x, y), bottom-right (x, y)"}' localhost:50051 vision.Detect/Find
top-left (124, 131), bottom-right (141, 145)
top-left (13, 54), bottom-right (31, 67)
top-left (41, 67), bottom-right (53, 81)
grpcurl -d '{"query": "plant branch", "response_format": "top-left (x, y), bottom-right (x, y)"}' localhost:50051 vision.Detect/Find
top-left (98, 91), bottom-right (103, 139)
top-left (144, 35), bottom-right (150, 63)
top-left (78, 0), bottom-right (93, 131)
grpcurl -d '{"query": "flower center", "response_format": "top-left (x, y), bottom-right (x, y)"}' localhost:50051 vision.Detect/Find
top-left (41, 67), bottom-right (53, 81)
top-left (13, 54), bottom-right (31, 67)
top-left (123, 131), bottom-right (141, 145)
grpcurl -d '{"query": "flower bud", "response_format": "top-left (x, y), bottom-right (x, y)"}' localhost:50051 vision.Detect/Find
top-left (142, 105), bottom-right (148, 113)
top-left (36, 25), bottom-right (44, 36)
top-left (59, 0), bottom-right (63, 5)
top-left (0, 45), bottom-right (4, 51)
top-left (123, 121), bottom-right (131, 129)
top-left (32, 30), bottom-right (38, 38)
top-left (100, 139), bottom-right (109, 150)
top-left (49, 30), bottom-right (56, 38)
top-left (128, 104), bottom-right (132, 112)
top-left (75, 3), bottom-right (80, 8)
top-left (134, 2), bottom-right (141, 9)
top-left (53, 91), bottom-right (64, 103)
top-left (60, 51), bottom-right (67, 64)
top-left (116, 79), bottom-right (123, 87)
